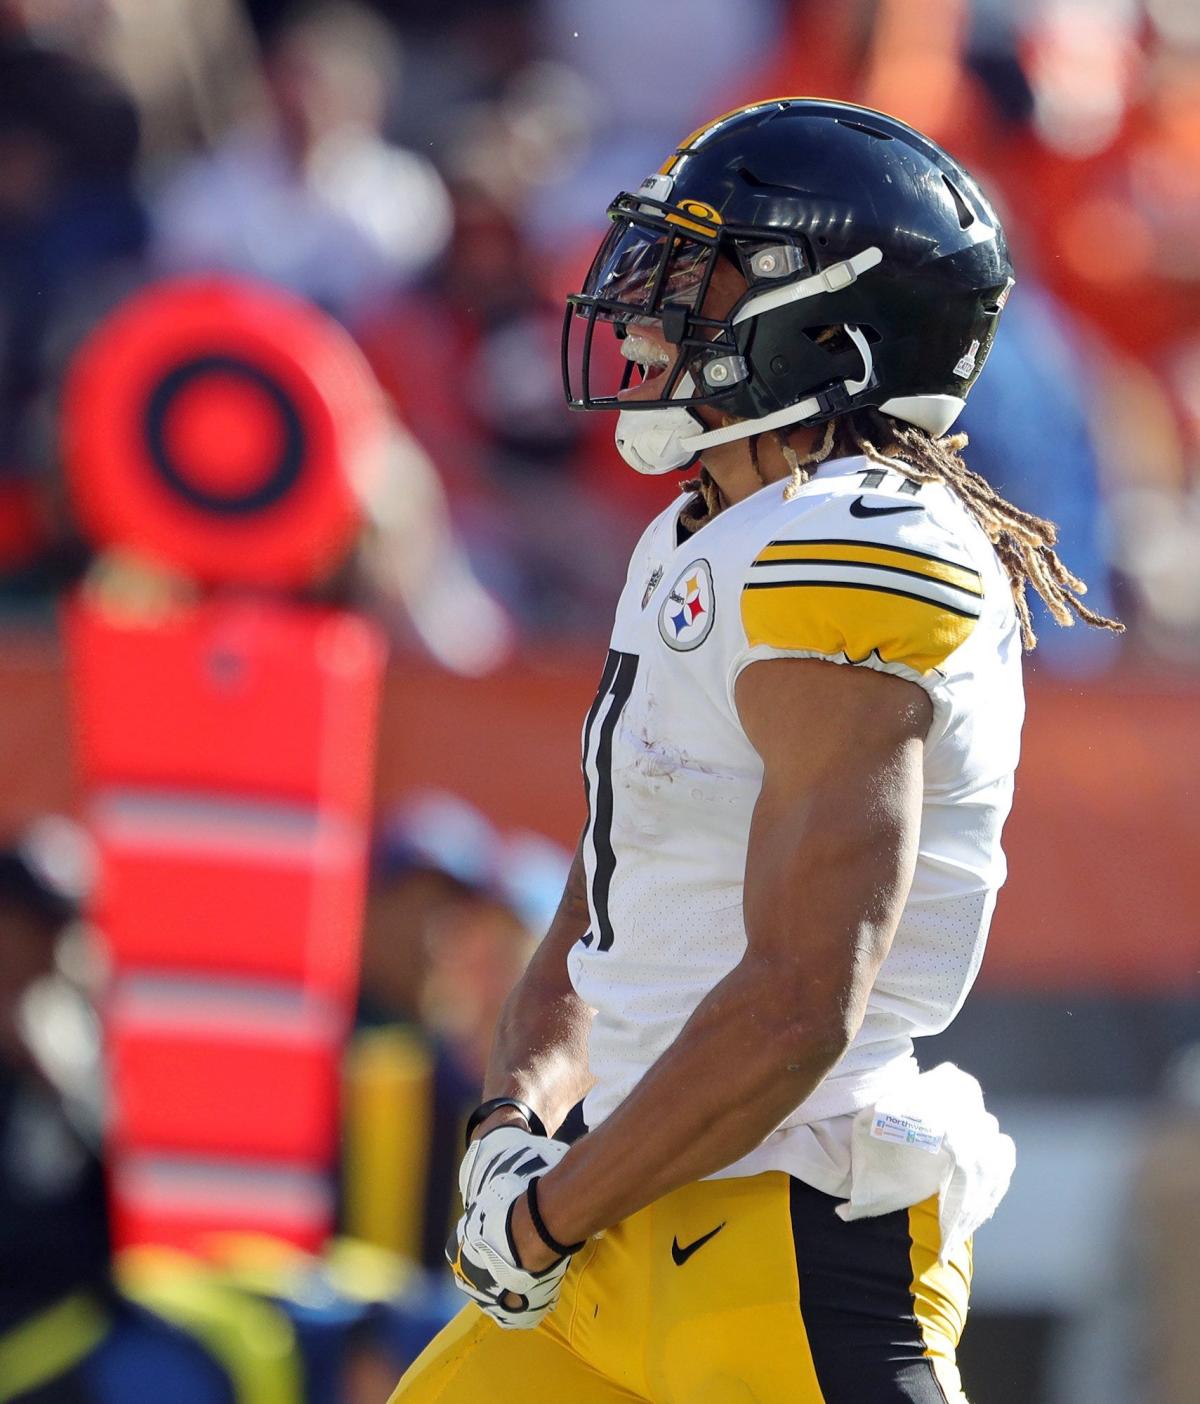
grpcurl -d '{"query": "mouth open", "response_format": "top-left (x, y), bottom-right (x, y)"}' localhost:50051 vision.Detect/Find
top-left (618, 334), bottom-right (674, 400)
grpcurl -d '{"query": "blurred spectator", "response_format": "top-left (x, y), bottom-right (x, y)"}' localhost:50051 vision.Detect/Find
top-left (248, 0), bottom-right (541, 156)
top-left (350, 424), bottom-right (516, 676)
top-left (530, 0), bottom-right (781, 248)
top-left (0, 18), bottom-right (145, 604)
top-left (1088, 350), bottom-right (1200, 665)
top-left (0, 820), bottom-right (251, 1402)
top-left (153, 1), bottom-right (451, 322)
top-left (2, 815), bottom-right (458, 1401)
top-left (358, 179), bottom-right (645, 634)
top-left (356, 795), bottom-right (496, 1030)
top-left (120, 1232), bottom-right (462, 1401)
top-left (344, 793), bottom-right (569, 1271)
top-left (2, 0), bottom-right (262, 168)
top-left (0, 825), bottom-right (108, 1330)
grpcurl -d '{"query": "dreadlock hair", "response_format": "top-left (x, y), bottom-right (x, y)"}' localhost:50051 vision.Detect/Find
top-left (680, 465), bottom-right (724, 527)
top-left (680, 421), bottom-right (836, 528)
top-left (682, 406), bottom-right (1123, 650)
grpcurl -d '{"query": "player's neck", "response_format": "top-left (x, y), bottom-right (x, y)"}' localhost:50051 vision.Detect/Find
top-left (699, 423), bottom-right (825, 508)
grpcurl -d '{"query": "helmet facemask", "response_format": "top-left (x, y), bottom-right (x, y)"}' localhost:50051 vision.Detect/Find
top-left (564, 194), bottom-right (737, 414)
top-left (563, 188), bottom-right (888, 473)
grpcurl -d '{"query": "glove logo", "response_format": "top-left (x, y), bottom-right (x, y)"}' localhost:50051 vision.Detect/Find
top-left (450, 1126), bottom-right (575, 1330)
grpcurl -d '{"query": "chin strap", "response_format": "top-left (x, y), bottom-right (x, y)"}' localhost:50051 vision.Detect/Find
top-left (614, 392), bottom-right (835, 474)
top-left (677, 322), bottom-right (876, 455)
top-left (678, 396), bottom-right (825, 453)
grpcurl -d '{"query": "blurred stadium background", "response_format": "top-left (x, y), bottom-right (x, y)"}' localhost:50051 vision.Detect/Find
top-left (0, 1), bottom-right (1198, 1401)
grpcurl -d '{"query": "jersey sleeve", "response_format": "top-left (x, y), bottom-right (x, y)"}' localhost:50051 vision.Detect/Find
top-left (732, 504), bottom-right (986, 690)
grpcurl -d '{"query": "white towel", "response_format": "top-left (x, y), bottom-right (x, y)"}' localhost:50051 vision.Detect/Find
top-left (834, 1062), bottom-right (1016, 1261)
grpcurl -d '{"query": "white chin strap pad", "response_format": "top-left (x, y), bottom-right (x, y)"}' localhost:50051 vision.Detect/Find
top-left (614, 407), bottom-right (702, 475)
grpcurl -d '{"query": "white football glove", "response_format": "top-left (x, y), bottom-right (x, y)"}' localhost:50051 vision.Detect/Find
top-left (458, 1125), bottom-right (569, 1207)
top-left (448, 1127), bottom-right (574, 1330)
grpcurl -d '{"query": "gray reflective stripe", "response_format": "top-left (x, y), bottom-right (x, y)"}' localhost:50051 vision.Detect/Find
top-left (111, 972), bottom-right (344, 1039)
top-left (89, 788), bottom-right (362, 864)
top-left (116, 1152), bottom-right (332, 1223)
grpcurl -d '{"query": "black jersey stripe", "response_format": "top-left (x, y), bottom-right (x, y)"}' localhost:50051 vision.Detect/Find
top-left (749, 557), bottom-right (984, 598)
top-left (584, 650), bottom-right (638, 953)
top-left (580, 648), bottom-right (621, 782)
top-left (743, 578), bottom-right (981, 620)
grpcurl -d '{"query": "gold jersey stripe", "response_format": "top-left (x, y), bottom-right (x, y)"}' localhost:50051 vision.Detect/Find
top-left (742, 581), bottom-right (978, 674)
top-left (755, 539), bottom-right (983, 596)
top-left (745, 578), bottom-right (979, 620)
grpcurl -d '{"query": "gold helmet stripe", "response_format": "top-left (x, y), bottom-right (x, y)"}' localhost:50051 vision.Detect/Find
top-left (657, 96), bottom-right (909, 176)
top-left (658, 100), bottom-right (783, 174)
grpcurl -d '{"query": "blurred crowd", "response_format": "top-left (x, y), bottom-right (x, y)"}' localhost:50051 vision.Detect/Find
top-left (0, 803), bottom-right (570, 1400)
top-left (0, 0), bottom-right (1197, 668)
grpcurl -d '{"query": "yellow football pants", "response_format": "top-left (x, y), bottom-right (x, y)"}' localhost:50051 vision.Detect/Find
top-left (389, 1172), bottom-right (971, 1404)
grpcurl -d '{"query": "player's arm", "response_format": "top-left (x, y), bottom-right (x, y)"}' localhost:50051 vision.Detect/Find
top-left (511, 658), bottom-right (930, 1266)
top-left (469, 836), bottom-right (596, 1143)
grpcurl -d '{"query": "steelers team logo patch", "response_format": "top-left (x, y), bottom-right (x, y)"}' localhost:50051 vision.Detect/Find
top-left (659, 559), bottom-right (715, 651)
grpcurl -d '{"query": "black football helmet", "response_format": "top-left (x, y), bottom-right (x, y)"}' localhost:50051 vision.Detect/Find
top-left (562, 98), bottom-right (1013, 473)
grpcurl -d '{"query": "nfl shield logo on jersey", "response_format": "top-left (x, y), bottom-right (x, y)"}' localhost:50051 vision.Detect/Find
top-left (641, 564), bottom-right (664, 610)
top-left (659, 559), bottom-right (715, 651)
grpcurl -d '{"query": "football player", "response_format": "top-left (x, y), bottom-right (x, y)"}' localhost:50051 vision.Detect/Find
top-left (389, 100), bottom-right (1123, 1403)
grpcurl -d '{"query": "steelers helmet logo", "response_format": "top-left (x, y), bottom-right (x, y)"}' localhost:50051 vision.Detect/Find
top-left (676, 199), bottom-right (722, 225)
top-left (659, 559), bottom-right (715, 651)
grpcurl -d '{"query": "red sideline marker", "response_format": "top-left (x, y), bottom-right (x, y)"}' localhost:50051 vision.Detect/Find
top-left (62, 275), bottom-right (387, 589)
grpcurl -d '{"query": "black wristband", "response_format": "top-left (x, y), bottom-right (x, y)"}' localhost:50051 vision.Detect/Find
top-left (464, 1097), bottom-right (547, 1150)
top-left (526, 1175), bottom-right (585, 1258)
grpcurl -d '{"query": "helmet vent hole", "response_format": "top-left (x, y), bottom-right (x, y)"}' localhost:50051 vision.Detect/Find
top-left (836, 119), bottom-right (894, 140)
top-left (942, 175), bottom-right (975, 230)
top-left (803, 325), bottom-right (854, 354)
top-left (803, 324), bottom-right (883, 355)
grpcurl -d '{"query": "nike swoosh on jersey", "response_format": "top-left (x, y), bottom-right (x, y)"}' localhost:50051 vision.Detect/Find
top-left (848, 496), bottom-right (925, 518)
top-left (671, 1222), bottom-right (726, 1265)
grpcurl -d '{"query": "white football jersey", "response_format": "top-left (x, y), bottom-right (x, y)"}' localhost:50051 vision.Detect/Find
top-left (569, 454), bottom-right (1025, 1185)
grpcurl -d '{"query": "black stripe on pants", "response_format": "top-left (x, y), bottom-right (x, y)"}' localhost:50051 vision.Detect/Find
top-left (789, 1178), bottom-right (953, 1403)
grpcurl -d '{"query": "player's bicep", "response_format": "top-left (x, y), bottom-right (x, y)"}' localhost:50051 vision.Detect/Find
top-left (735, 658), bottom-right (928, 1035)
